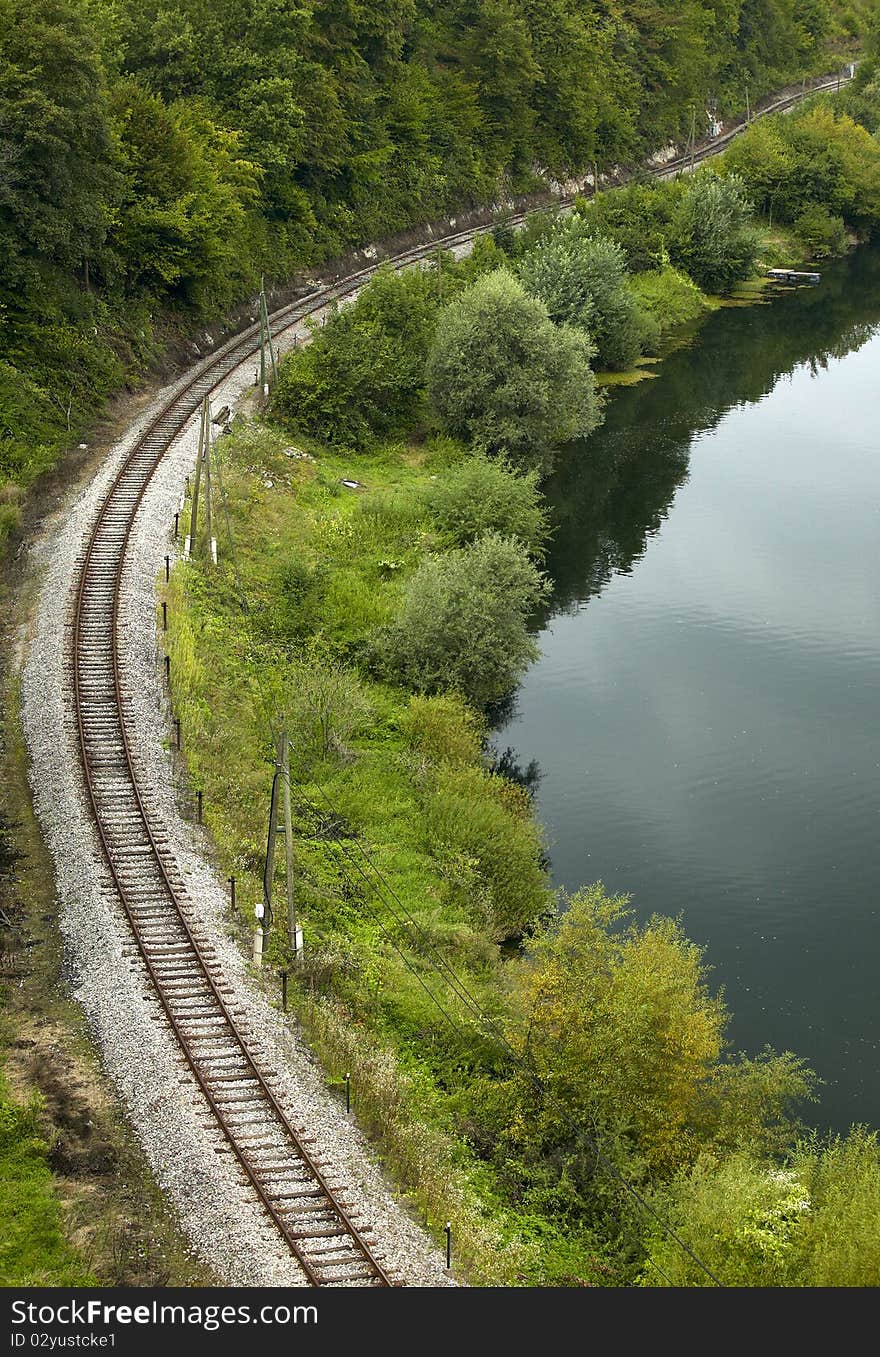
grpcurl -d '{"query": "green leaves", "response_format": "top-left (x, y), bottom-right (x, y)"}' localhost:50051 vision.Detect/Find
top-left (271, 264), bottom-right (440, 446)
top-left (374, 531), bottom-right (550, 707)
top-left (669, 169), bottom-right (759, 292)
top-left (427, 270), bottom-right (602, 469)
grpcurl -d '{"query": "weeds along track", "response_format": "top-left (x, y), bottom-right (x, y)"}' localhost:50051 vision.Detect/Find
top-left (64, 69), bottom-right (848, 1284)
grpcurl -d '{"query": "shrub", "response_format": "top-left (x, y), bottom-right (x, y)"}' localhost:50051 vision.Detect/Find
top-left (724, 105), bottom-right (880, 237)
top-left (669, 171), bottom-right (758, 293)
top-left (789, 1128), bottom-right (880, 1286)
top-left (426, 270), bottom-right (602, 470)
top-left (424, 763), bottom-right (551, 939)
top-left (505, 885), bottom-right (731, 1178)
top-left (574, 181), bottom-right (682, 272)
top-left (270, 264), bottom-right (439, 447)
top-left (374, 531), bottom-right (549, 706)
top-left (518, 224), bottom-right (657, 369)
top-left (641, 1128), bottom-right (880, 1287)
top-left (638, 1152), bottom-right (809, 1286)
top-left (629, 266), bottom-right (710, 334)
top-left (400, 693), bottom-right (484, 768)
top-left (424, 453), bottom-right (549, 557)
top-left (277, 557), bottom-right (327, 638)
top-left (793, 205), bottom-right (848, 257)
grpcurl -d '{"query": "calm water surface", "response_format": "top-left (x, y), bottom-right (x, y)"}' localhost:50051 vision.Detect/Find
top-left (494, 250), bottom-right (880, 1131)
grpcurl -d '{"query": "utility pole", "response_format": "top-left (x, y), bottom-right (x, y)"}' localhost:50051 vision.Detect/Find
top-left (184, 397), bottom-right (217, 563)
top-left (745, 83), bottom-right (751, 125)
top-left (257, 729), bottom-right (301, 968)
top-left (689, 104), bottom-right (696, 172)
top-left (280, 729), bottom-right (302, 960)
top-left (259, 276), bottom-right (277, 398)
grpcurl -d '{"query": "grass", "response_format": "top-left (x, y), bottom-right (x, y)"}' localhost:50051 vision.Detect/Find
top-left (0, 1074), bottom-right (93, 1286)
top-left (165, 422), bottom-right (567, 1281)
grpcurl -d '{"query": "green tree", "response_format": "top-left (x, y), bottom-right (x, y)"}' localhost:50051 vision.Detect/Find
top-left (478, 883), bottom-right (812, 1217)
top-left (670, 170), bottom-right (758, 292)
top-left (518, 224), bottom-right (658, 369)
top-left (725, 104), bottom-right (880, 236)
top-left (374, 531), bottom-right (549, 705)
top-left (427, 270), bottom-right (601, 469)
top-left (106, 82), bottom-right (261, 306)
top-left (574, 181), bottom-right (682, 273)
top-left (0, 0), bottom-right (114, 287)
top-left (271, 264), bottom-right (440, 446)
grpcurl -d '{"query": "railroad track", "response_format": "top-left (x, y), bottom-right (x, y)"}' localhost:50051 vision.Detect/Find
top-left (66, 66), bottom-right (848, 1287)
top-left (70, 298), bottom-right (407, 1286)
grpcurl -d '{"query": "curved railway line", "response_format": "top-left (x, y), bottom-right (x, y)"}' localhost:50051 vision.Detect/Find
top-left (64, 68), bottom-right (850, 1285)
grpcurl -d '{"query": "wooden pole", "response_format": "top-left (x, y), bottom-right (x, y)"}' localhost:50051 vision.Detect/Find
top-left (280, 729), bottom-right (298, 959)
top-left (259, 275), bottom-right (267, 393)
top-left (203, 401), bottom-right (213, 551)
top-left (262, 737), bottom-right (281, 943)
top-left (263, 288), bottom-right (278, 383)
top-left (188, 399), bottom-right (205, 554)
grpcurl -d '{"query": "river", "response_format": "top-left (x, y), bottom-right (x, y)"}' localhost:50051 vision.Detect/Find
top-left (493, 247), bottom-right (880, 1132)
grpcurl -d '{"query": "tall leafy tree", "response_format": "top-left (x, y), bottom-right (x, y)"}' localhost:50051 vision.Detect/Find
top-left (0, 0), bottom-right (114, 289)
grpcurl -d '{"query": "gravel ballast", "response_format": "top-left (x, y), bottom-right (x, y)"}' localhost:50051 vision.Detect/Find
top-left (21, 312), bottom-right (454, 1287)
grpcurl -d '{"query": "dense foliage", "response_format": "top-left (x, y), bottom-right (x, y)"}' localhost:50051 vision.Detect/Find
top-left (517, 222), bottom-right (660, 368)
top-left (426, 271), bottom-right (601, 466)
top-left (723, 99), bottom-right (880, 248)
top-left (0, 0), bottom-right (866, 546)
top-left (374, 530), bottom-right (549, 706)
top-left (640, 1129), bottom-right (880, 1285)
top-left (424, 453), bottom-right (549, 557)
top-left (270, 265), bottom-right (441, 446)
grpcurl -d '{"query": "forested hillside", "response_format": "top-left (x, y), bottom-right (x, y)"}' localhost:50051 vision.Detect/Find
top-left (0, 0), bottom-right (868, 544)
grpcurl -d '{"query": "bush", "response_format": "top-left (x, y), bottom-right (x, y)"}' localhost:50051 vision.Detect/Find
top-left (277, 557), bottom-right (327, 638)
top-left (424, 453), bottom-right (549, 557)
top-left (670, 171), bottom-right (758, 293)
top-left (640, 1128), bottom-right (880, 1286)
top-left (724, 105), bottom-right (880, 237)
top-left (424, 763), bottom-right (551, 939)
top-left (400, 693), bottom-right (484, 768)
top-left (518, 226), bottom-right (651, 370)
top-left (426, 270), bottom-right (602, 470)
top-left (505, 885), bottom-right (731, 1178)
top-left (789, 1128), bottom-right (880, 1285)
top-left (638, 1152), bottom-right (809, 1286)
top-left (374, 532), bottom-right (549, 706)
top-left (793, 205), bottom-right (848, 257)
top-left (574, 181), bottom-right (681, 273)
top-left (271, 264), bottom-right (440, 447)
top-left (629, 266), bottom-right (711, 334)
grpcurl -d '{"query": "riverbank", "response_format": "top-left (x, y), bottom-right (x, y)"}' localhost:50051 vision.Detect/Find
top-left (158, 89), bottom-right (880, 1276)
top-left (159, 242), bottom-right (816, 1281)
